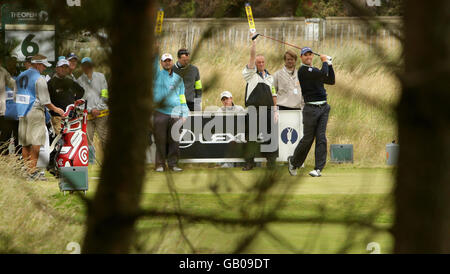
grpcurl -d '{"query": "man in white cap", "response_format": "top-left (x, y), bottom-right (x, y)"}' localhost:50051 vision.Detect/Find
top-left (218, 91), bottom-right (244, 112)
top-left (16, 54), bottom-right (65, 180)
top-left (153, 53), bottom-right (189, 172)
top-left (48, 59), bottom-right (85, 133)
top-left (216, 90), bottom-right (244, 169)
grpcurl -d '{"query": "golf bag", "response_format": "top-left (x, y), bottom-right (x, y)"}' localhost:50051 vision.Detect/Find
top-left (47, 99), bottom-right (89, 176)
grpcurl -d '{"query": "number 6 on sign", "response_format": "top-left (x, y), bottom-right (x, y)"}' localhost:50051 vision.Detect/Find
top-left (21, 34), bottom-right (40, 57)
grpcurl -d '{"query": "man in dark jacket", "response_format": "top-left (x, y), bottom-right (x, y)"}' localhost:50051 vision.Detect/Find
top-left (47, 59), bottom-right (85, 133)
top-left (172, 48), bottom-right (202, 111)
top-left (288, 47), bottom-right (335, 177)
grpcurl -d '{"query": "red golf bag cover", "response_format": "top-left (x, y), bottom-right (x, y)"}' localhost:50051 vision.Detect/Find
top-left (56, 99), bottom-right (89, 168)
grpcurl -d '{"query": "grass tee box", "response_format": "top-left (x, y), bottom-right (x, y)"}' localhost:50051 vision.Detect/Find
top-left (330, 144), bottom-right (354, 163)
top-left (59, 166), bottom-right (88, 195)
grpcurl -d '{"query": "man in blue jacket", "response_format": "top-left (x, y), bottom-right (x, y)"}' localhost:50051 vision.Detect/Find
top-left (153, 53), bottom-right (189, 172)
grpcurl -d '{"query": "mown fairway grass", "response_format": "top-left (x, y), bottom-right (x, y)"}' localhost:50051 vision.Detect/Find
top-left (1, 163), bottom-right (394, 253)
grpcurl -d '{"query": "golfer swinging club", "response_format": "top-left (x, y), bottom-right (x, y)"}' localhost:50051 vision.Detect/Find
top-left (288, 47), bottom-right (335, 177)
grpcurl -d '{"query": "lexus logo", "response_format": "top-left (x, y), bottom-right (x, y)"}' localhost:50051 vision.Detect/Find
top-left (179, 129), bottom-right (196, 148)
top-left (179, 129), bottom-right (246, 149)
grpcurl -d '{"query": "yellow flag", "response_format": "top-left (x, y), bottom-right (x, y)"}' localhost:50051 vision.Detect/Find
top-left (155, 8), bottom-right (164, 35)
top-left (245, 3), bottom-right (256, 34)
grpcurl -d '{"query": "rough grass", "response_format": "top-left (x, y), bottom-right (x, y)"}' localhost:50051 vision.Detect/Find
top-left (0, 155), bottom-right (85, 254)
top-left (0, 162), bottom-right (394, 253)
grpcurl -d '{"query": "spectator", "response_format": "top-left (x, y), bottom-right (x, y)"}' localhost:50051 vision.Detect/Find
top-left (216, 91), bottom-right (244, 168)
top-left (0, 56), bottom-right (17, 155)
top-left (273, 50), bottom-right (304, 110)
top-left (6, 55), bottom-right (19, 77)
top-left (153, 53), bottom-right (189, 172)
top-left (172, 48), bottom-right (202, 111)
top-left (218, 91), bottom-right (245, 112)
top-left (77, 57), bottom-right (109, 151)
top-left (66, 52), bottom-right (79, 80)
top-left (241, 35), bottom-right (278, 171)
top-left (48, 59), bottom-right (85, 133)
top-left (288, 47), bottom-right (335, 177)
top-left (16, 54), bottom-right (65, 180)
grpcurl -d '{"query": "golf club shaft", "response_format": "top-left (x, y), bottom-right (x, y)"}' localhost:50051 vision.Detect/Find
top-left (258, 34), bottom-right (321, 56)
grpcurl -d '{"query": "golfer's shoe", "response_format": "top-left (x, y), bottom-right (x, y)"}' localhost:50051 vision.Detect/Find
top-left (155, 166), bottom-right (164, 172)
top-left (28, 171), bottom-right (48, 181)
top-left (309, 169), bottom-right (322, 177)
top-left (170, 166), bottom-right (183, 172)
top-left (287, 156), bottom-right (297, 176)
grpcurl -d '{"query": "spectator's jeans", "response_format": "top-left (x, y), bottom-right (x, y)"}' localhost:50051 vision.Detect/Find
top-left (153, 111), bottom-right (180, 168)
top-left (291, 103), bottom-right (330, 171)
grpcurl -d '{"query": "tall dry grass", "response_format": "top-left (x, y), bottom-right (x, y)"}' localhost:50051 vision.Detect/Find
top-left (0, 155), bottom-right (85, 253)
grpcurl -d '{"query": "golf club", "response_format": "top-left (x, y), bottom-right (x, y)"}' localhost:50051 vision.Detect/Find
top-left (251, 33), bottom-right (332, 61)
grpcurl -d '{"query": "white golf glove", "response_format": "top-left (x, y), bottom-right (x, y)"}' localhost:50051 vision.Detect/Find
top-left (326, 56), bottom-right (333, 66)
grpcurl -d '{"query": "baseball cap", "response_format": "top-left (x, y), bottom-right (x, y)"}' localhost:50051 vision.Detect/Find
top-left (67, 52), bottom-right (78, 61)
top-left (220, 91), bottom-right (232, 99)
top-left (301, 47), bottom-right (313, 56)
top-left (56, 59), bottom-right (70, 67)
top-left (31, 54), bottom-right (52, 67)
top-left (161, 53), bottom-right (173, 61)
top-left (58, 56), bottom-right (66, 61)
top-left (81, 57), bottom-right (93, 64)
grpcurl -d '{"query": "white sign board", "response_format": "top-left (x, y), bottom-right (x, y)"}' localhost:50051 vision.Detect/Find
top-left (5, 25), bottom-right (55, 62)
top-left (277, 110), bottom-right (303, 162)
top-left (146, 110), bottom-right (303, 164)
